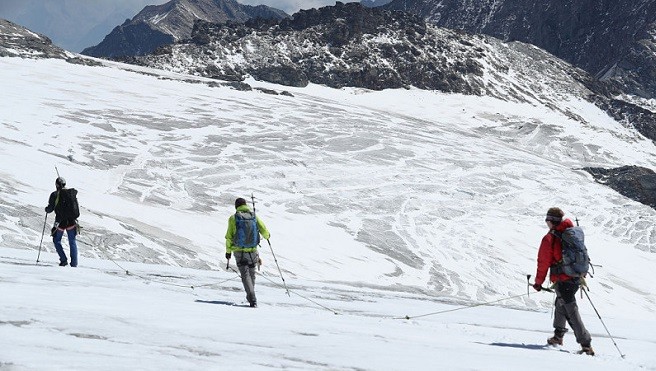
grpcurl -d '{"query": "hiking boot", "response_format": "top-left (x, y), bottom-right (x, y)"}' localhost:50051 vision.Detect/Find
top-left (546, 335), bottom-right (563, 346)
top-left (59, 261), bottom-right (68, 267)
top-left (249, 302), bottom-right (257, 308)
top-left (578, 346), bottom-right (595, 356)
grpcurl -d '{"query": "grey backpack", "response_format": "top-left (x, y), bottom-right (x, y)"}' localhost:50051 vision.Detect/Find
top-left (552, 226), bottom-right (590, 277)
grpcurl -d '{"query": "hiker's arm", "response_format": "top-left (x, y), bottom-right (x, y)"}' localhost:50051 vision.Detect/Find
top-left (535, 234), bottom-right (553, 286)
top-left (45, 192), bottom-right (56, 213)
top-left (256, 216), bottom-right (270, 240)
top-left (225, 215), bottom-right (236, 253)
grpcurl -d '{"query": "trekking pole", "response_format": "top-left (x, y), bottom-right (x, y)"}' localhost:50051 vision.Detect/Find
top-left (267, 239), bottom-right (290, 296)
top-left (581, 288), bottom-right (625, 358)
top-left (36, 213), bottom-right (48, 264)
top-left (250, 193), bottom-right (290, 297)
top-left (526, 274), bottom-right (531, 297)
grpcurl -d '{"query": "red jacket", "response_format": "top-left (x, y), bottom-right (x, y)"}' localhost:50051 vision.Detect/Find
top-left (535, 218), bottom-right (574, 286)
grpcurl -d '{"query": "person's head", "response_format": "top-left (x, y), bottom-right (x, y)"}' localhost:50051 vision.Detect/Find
top-left (234, 197), bottom-right (247, 209)
top-left (55, 177), bottom-right (66, 190)
top-left (545, 207), bottom-right (564, 228)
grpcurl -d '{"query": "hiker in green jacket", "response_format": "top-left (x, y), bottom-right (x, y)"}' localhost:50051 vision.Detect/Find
top-left (225, 197), bottom-right (270, 307)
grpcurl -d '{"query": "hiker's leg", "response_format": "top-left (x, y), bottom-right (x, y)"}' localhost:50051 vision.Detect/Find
top-left (67, 228), bottom-right (78, 267)
top-left (560, 281), bottom-right (592, 346)
top-left (236, 252), bottom-right (256, 305)
top-left (53, 229), bottom-right (67, 265)
top-left (552, 283), bottom-right (568, 337)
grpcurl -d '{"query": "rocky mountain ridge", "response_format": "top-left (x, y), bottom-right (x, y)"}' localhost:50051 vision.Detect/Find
top-left (382, 0), bottom-right (656, 100)
top-left (81, 0), bottom-right (288, 58)
top-left (0, 18), bottom-right (98, 67)
top-left (127, 3), bottom-right (656, 140)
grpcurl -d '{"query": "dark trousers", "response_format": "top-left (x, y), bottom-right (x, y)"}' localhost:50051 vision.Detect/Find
top-left (53, 228), bottom-right (77, 267)
top-left (553, 280), bottom-right (591, 346)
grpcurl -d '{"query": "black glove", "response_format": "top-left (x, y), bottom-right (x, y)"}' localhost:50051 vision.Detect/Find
top-left (45, 206), bottom-right (49, 213)
top-left (532, 283), bottom-right (542, 292)
top-left (225, 252), bottom-right (231, 260)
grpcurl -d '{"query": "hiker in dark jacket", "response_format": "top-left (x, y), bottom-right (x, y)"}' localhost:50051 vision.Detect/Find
top-left (225, 197), bottom-right (270, 308)
top-left (533, 207), bottom-right (593, 355)
top-left (45, 177), bottom-right (78, 267)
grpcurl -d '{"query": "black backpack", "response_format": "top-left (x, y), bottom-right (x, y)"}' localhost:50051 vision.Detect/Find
top-left (551, 226), bottom-right (590, 277)
top-left (57, 188), bottom-right (80, 221)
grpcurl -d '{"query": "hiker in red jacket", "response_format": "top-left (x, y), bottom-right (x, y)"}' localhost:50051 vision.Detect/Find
top-left (533, 207), bottom-right (594, 355)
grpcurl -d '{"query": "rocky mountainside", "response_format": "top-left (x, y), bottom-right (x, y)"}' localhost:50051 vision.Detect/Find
top-left (0, 19), bottom-right (70, 59)
top-left (382, 0), bottom-right (656, 99)
top-left (127, 3), bottom-right (655, 138)
top-left (585, 166), bottom-right (656, 210)
top-left (0, 18), bottom-right (98, 67)
top-left (81, 0), bottom-right (288, 58)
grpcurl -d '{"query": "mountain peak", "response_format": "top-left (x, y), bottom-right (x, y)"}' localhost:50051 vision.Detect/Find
top-left (82, 0), bottom-right (288, 58)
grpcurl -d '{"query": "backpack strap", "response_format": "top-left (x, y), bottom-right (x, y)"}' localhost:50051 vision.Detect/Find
top-left (549, 230), bottom-right (564, 275)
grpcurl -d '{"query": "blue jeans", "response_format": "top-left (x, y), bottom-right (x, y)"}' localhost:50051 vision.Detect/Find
top-left (53, 228), bottom-right (78, 267)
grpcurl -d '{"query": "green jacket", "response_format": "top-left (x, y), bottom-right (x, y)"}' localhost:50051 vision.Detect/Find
top-left (225, 205), bottom-right (270, 253)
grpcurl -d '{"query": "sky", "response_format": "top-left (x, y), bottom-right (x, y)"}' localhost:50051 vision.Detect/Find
top-left (239, 0), bottom-right (360, 14)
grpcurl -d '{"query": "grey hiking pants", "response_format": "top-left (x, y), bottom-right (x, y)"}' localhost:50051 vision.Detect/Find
top-left (234, 251), bottom-right (259, 306)
top-left (553, 280), bottom-right (592, 346)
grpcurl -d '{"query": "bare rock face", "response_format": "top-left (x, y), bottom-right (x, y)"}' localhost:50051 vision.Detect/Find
top-left (585, 166), bottom-right (656, 210)
top-left (82, 0), bottom-right (288, 58)
top-left (0, 19), bottom-right (69, 59)
top-left (0, 18), bottom-right (100, 66)
top-left (129, 2), bottom-right (491, 93)
top-left (383, 0), bottom-right (656, 100)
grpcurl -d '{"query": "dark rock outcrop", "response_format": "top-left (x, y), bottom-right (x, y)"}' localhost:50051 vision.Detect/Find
top-left (383, 0), bottom-right (656, 99)
top-left (0, 18), bottom-right (69, 59)
top-left (129, 2), bottom-right (493, 93)
top-left (83, 22), bottom-right (175, 59)
top-left (585, 166), bottom-right (656, 210)
top-left (0, 18), bottom-right (100, 67)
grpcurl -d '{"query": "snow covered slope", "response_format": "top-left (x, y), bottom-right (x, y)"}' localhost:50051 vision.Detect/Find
top-left (2, 246), bottom-right (655, 370)
top-left (1, 51), bottom-right (655, 368)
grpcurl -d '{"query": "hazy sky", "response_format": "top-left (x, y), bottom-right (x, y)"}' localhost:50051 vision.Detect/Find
top-left (239, 1), bottom-right (359, 14)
